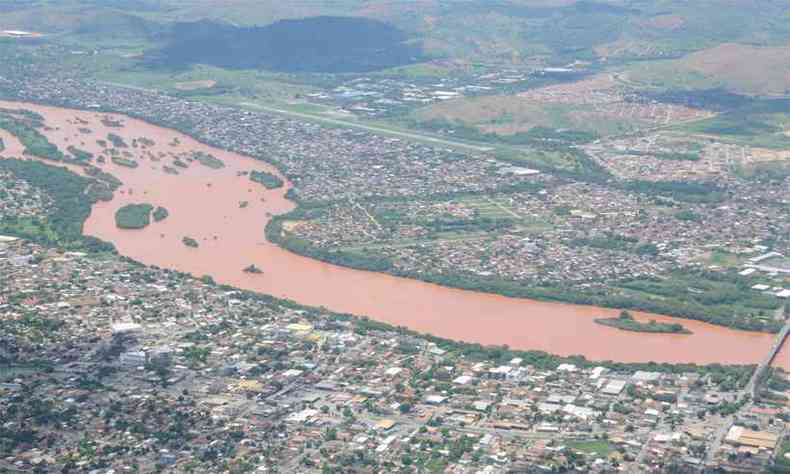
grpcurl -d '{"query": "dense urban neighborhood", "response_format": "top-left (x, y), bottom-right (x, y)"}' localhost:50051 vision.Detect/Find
top-left (2, 235), bottom-right (790, 473)
top-left (2, 1), bottom-right (790, 472)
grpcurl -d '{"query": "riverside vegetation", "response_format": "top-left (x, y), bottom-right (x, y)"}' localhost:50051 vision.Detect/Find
top-left (0, 159), bottom-right (114, 252)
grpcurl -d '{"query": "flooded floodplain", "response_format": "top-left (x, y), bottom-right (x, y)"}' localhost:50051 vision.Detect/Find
top-left (0, 101), bottom-right (780, 367)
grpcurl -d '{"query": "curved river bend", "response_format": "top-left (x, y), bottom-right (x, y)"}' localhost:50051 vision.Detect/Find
top-left (0, 101), bottom-right (782, 367)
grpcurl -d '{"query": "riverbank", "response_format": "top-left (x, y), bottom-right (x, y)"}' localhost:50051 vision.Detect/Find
top-left (0, 99), bottom-right (779, 367)
top-left (265, 210), bottom-right (780, 334)
top-left (2, 95), bottom-right (781, 335)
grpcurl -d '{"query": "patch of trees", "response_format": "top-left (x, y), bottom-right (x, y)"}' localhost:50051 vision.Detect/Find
top-left (641, 88), bottom-right (755, 112)
top-left (417, 118), bottom-right (598, 146)
top-left (192, 151), bottom-right (224, 169)
top-left (250, 170), bottom-right (284, 189)
top-left (152, 206), bottom-right (169, 222)
top-left (568, 233), bottom-right (659, 256)
top-left (67, 145), bottom-right (94, 163)
top-left (675, 209), bottom-right (701, 221)
top-left (0, 158), bottom-right (115, 252)
top-left (182, 236), bottom-right (199, 248)
top-left (418, 120), bottom-right (609, 182)
top-left (107, 133), bottom-right (128, 148)
top-left (83, 165), bottom-right (122, 190)
top-left (101, 117), bottom-right (123, 128)
top-left (595, 310), bottom-right (691, 334)
top-left (110, 156), bottom-right (138, 168)
top-left (569, 233), bottom-right (637, 252)
top-left (151, 17), bottom-right (425, 73)
top-left (624, 180), bottom-right (725, 203)
top-left (0, 113), bottom-right (65, 161)
top-left (266, 214), bottom-right (392, 272)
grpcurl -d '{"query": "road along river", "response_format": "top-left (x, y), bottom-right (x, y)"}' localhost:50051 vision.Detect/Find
top-left (0, 101), bottom-right (780, 367)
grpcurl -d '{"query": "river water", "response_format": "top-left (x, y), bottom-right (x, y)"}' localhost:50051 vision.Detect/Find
top-left (0, 101), bottom-right (781, 367)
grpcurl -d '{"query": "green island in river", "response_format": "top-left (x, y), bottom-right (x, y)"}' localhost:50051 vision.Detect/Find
top-left (595, 311), bottom-right (692, 335)
top-left (152, 206), bottom-right (169, 222)
top-left (182, 236), bottom-right (199, 248)
top-left (114, 203), bottom-right (154, 229)
top-left (249, 170), bottom-right (284, 189)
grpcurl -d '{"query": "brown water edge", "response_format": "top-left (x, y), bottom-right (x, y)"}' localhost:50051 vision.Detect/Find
top-left (0, 100), bottom-right (780, 368)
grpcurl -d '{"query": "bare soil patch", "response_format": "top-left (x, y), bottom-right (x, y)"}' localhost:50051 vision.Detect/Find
top-left (174, 80), bottom-right (217, 91)
top-left (683, 44), bottom-right (790, 96)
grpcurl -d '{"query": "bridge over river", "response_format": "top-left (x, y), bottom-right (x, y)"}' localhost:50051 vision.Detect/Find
top-left (746, 316), bottom-right (790, 400)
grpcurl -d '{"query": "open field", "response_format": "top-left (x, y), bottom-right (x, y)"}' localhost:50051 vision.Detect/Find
top-left (624, 44), bottom-right (790, 97)
top-left (414, 73), bottom-right (712, 139)
top-left (174, 79), bottom-right (216, 91)
top-left (91, 61), bottom-right (316, 101)
top-left (616, 271), bottom-right (783, 325)
top-left (567, 440), bottom-right (613, 457)
top-left (676, 99), bottom-right (790, 149)
top-left (415, 95), bottom-right (628, 136)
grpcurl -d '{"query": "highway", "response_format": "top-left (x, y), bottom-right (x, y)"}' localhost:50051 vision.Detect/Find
top-left (237, 102), bottom-right (496, 153)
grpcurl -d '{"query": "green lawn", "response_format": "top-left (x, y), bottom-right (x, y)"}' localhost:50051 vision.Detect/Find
top-left (707, 250), bottom-right (746, 268)
top-left (567, 440), bottom-right (613, 457)
top-left (0, 217), bottom-right (59, 242)
top-left (770, 439), bottom-right (790, 473)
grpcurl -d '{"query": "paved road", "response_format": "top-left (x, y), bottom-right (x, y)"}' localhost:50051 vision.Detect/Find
top-left (100, 80), bottom-right (495, 153)
top-left (745, 317), bottom-right (790, 400)
top-left (705, 414), bottom-right (735, 466)
top-left (238, 102), bottom-right (495, 153)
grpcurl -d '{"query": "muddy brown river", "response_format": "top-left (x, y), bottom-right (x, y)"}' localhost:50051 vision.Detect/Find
top-left (1, 101), bottom-right (782, 367)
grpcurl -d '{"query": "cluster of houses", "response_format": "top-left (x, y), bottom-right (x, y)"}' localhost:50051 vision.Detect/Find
top-left (303, 64), bottom-right (536, 119)
top-left (2, 235), bottom-right (790, 472)
top-left (0, 168), bottom-right (52, 221)
top-left (586, 132), bottom-right (790, 183)
top-left (286, 178), bottom-right (789, 297)
top-left (0, 68), bottom-right (540, 205)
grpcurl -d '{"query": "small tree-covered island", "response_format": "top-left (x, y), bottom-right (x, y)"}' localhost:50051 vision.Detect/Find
top-left (595, 311), bottom-right (692, 335)
top-left (114, 203), bottom-right (154, 229)
top-left (152, 206), bottom-right (169, 222)
top-left (182, 236), bottom-right (199, 248)
top-left (249, 170), bottom-right (284, 189)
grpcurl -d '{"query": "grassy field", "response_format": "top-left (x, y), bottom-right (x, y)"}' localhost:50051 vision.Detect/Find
top-left (567, 440), bottom-right (613, 457)
top-left (91, 59), bottom-right (316, 102)
top-left (455, 195), bottom-right (521, 220)
top-left (376, 62), bottom-right (454, 78)
top-left (616, 270), bottom-right (782, 325)
top-left (623, 44), bottom-right (790, 97)
top-left (676, 100), bottom-right (790, 149)
top-left (0, 217), bottom-right (59, 242)
top-left (414, 95), bottom-right (638, 138)
top-left (706, 250), bottom-right (747, 268)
